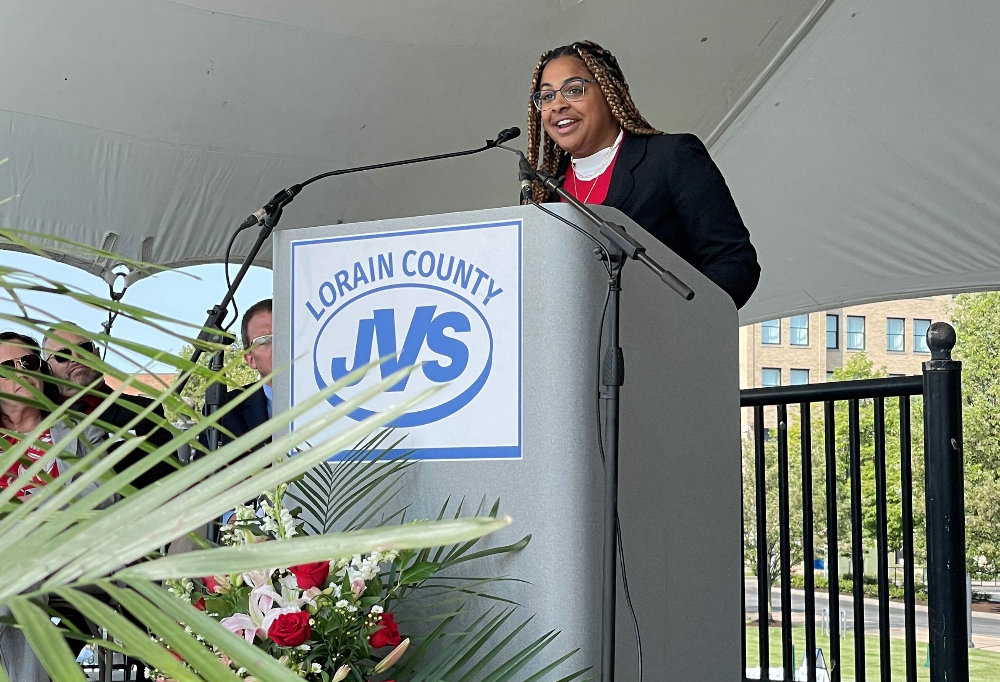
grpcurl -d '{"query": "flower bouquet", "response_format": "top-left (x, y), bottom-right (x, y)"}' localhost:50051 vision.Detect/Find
top-left (149, 443), bottom-right (586, 682)
top-left (155, 485), bottom-right (414, 681)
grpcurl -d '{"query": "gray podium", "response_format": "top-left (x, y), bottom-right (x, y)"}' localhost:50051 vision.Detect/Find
top-left (273, 204), bottom-right (741, 681)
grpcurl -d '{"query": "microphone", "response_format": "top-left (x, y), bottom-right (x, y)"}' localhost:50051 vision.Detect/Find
top-left (518, 155), bottom-right (535, 202)
top-left (493, 137), bottom-right (534, 202)
top-left (238, 128), bottom-right (520, 230)
top-left (493, 127), bottom-right (521, 146)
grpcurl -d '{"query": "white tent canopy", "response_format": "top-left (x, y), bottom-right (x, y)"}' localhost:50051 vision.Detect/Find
top-left (2, 0), bottom-right (997, 322)
top-left (0, 0), bottom-right (825, 278)
top-left (716, 0), bottom-right (1000, 323)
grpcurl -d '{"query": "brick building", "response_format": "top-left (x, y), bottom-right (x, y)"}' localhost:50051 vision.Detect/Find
top-left (739, 295), bottom-right (952, 431)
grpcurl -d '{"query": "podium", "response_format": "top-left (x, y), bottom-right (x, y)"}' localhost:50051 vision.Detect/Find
top-left (273, 204), bottom-right (741, 681)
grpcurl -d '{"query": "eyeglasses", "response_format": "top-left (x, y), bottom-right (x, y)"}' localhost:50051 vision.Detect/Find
top-left (530, 78), bottom-right (595, 111)
top-left (249, 334), bottom-right (272, 347)
top-left (46, 340), bottom-right (97, 364)
top-left (0, 353), bottom-right (43, 372)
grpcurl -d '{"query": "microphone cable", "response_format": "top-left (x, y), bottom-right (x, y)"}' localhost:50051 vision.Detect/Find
top-left (528, 198), bottom-right (644, 682)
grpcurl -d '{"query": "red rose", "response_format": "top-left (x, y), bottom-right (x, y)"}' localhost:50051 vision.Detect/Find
top-left (193, 597), bottom-right (206, 611)
top-left (202, 576), bottom-right (221, 594)
top-left (267, 611), bottom-right (312, 647)
top-left (369, 612), bottom-right (402, 648)
top-left (288, 561), bottom-right (330, 590)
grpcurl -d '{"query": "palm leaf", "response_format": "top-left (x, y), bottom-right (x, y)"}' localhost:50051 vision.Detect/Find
top-left (7, 597), bottom-right (88, 682)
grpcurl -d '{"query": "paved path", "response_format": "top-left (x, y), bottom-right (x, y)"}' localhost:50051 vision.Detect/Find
top-left (744, 578), bottom-right (1000, 653)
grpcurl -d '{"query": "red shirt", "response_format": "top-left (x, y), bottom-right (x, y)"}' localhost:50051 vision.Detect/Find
top-left (1, 429), bottom-right (57, 497)
top-left (561, 147), bottom-right (621, 205)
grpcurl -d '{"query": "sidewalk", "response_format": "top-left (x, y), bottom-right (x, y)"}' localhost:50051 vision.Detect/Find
top-left (784, 586), bottom-right (1000, 621)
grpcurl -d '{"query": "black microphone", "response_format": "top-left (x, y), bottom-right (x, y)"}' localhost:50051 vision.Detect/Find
top-left (493, 127), bottom-right (521, 146)
top-left (494, 139), bottom-right (535, 202)
top-left (518, 155), bottom-right (535, 202)
top-left (238, 128), bottom-right (520, 230)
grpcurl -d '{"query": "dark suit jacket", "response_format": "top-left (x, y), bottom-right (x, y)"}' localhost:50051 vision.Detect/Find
top-left (70, 383), bottom-right (179, 488)
top-left (552, 133), bottom-right (760, 308)
top-left (218, 384), bottom-right (270, 446)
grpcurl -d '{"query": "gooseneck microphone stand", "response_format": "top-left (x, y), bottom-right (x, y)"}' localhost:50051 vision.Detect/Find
top-left (507, 149), bottom-right (694, 682)
top-left (183, 128), bottom-right (522, 459)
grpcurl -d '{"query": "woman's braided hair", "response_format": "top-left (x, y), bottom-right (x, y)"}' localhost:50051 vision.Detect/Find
top-left (525, 40), bottom-right (660, 203)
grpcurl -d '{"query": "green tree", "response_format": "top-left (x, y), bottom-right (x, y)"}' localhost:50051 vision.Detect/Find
top-left (826, 354), bottom-right (926, 570)
top-left (952, 291), bottom-right (1000, 577)
top-left (167, 344), bottom-right (257, 422)
top-left (743, 352), bottom-right (928, 618)
top-left (742, 415), bottom-right (805, 621)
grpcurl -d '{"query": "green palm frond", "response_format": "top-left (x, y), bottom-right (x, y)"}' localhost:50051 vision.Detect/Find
top-left (391, 608), bottom-right (591, 682)
top-left (286, 429), bottom-right (414, 535)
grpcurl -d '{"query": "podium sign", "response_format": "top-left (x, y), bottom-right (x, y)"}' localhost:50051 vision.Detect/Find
top-left (288, 219), bottom-right (522, 460)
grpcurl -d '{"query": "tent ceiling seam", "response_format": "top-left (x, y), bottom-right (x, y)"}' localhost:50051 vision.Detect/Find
top-left (0, 107), bottom-right (346, 166)
top-left (706, 0), bottom-right (837, 148)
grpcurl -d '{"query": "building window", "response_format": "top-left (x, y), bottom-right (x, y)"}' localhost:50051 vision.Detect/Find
top-left (761, 368), bottom-right (782, 387)
top-left (761, 319), bottom-right (781, 345)
top-left (846, 316), bottom-right (866, 350)
top-left (887, 317), bottom-right (905, 352)
top-left (790, 369), bottom-right (810, 385)
top-left (826, 370), bottom-right (836, 382)
top-left (790, 315), bottom-right (809, 346)
top-left (914, 319), bottom-right (931, 353)
top-left (826, 314), bottom-right (839, 349)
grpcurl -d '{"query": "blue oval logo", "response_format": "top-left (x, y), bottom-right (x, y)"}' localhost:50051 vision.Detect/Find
top-left (313, 283), bottom-right (493, 426)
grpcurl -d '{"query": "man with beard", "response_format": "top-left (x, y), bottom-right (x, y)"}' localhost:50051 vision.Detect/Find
top-left (43, 324), bottom-right (178, 488)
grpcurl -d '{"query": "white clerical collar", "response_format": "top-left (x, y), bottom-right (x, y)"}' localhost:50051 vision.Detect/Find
top-left (571, 129), bottom-right (624, 181)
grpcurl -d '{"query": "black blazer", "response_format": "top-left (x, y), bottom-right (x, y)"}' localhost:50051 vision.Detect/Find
top-left (552, 133), bottom-right (760, 308)
top-left (70, 386), bottom-right (179, 489)
top-left (219, 384), bottom-right (271, 446)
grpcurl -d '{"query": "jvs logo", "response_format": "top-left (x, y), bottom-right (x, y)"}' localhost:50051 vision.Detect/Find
top-left (292, 219), bottom-right (521, 461)
top-left (313, 283), bottom-right (493, 427)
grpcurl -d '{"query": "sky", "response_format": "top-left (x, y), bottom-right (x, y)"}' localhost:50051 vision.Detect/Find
top-left (0, 251), bottom-right (272, 372)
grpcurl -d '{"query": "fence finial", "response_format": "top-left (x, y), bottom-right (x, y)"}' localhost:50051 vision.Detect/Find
top-left (927, 322), bottom-right (956, 361)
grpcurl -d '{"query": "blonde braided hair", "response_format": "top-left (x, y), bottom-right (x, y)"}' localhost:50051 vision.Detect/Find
top-left (525, 41), bottom-right (661, 203)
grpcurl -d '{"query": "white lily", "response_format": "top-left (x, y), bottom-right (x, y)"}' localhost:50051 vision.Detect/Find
top-left (374, 637), bottom-right (410, 674)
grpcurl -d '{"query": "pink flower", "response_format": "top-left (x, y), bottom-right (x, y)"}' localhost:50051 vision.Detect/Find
top-left (351, 578), bottom-right (367, 599)
top-left (220, 614), bottom-right (259, 643)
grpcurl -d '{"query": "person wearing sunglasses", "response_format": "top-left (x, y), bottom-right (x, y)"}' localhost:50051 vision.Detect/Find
top-left (0, 332), bottom-right (67, 497)
top-left (43, 324), bottom-right (178, 489)
top-left (1, 332), bottom-right (141, 680)
top-left (523, 41), bottom-right (760, 309)
top-left (0, 331), bottom-right (113, 672)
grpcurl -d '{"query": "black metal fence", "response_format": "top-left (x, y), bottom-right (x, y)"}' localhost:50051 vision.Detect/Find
top-left (740, 322), bottom-right (968, 682)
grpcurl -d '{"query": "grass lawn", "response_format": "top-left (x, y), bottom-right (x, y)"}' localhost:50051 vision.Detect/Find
top-left (744, 625), bottom-right (1000, 681)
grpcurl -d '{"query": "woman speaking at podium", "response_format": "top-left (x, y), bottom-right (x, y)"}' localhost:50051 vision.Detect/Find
top-left (524, 41), bottom-right (760, 309)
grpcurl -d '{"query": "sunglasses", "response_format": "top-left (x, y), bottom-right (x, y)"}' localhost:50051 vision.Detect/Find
top-left (0, 353), bottom-right (43, 372)
top-left (249, 334), bottom-right (272, 347)
top-left (46, 340), bottom-right (97, 364)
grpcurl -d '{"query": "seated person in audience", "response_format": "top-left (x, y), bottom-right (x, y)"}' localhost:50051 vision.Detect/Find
top-left (0, 332), bottom-right (111, 681)
top-left (212, 298), bottom-right (273, 448)
top-left (43, 324), bottom-right (178, 488)
top-left (1, 331), bottom-right (134, 679)
top-left (0, 331), bottom-right (91, 497)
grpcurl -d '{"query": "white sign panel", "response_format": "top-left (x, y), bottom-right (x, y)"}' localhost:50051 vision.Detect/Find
top-left (290, 220), bottom-right (522, 461)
